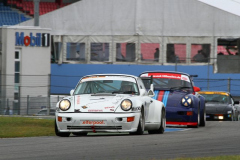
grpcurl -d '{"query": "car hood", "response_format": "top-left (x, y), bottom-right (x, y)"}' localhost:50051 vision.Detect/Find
top-left (205, 102), bottom-right (231, 113)
top-left (154, 90), bottom-right (189, 107)
top-left (73, 94), bottom-right (131, 112)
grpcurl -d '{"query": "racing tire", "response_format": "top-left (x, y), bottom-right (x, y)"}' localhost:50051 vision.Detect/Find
top-left (130, 109), bottom-right (145, 135)
top-left (55, 120), bottom-right (70, 137)
top-left (148, 109), bottom-right (166, 134)
top-left (200, 105), bottom-right (206, 127)
top-left (72, 132), bottom-right (88, 136)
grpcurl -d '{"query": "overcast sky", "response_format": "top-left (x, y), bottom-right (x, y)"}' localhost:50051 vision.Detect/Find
top-left (198, 0), bottom-right (240, 16)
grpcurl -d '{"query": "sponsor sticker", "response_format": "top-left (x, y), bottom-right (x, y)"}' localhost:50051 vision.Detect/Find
top-left (145, 73), bottom-right (181, 80)
top-left (81, 120), bottom-right (106, 125)
top-left (80, 76), bottom-right (136, 83)
top-left (132, 107), bottom-right (141, 111)
top-left (104, 106), bottom-right (115, 109)
top-left (77, 96), bottom-right (80, 104)
top-left (81, 106), bottom-right (88, 109)
top-left (181, 75), bottom-right (190, 82)
top-left (88, 109), bottom-right (103, 112)
top-left (141, 73), bottom-right (190, 82)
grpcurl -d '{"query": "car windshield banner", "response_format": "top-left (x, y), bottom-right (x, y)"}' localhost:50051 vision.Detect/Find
top-left (81, 75), bottom-right (136, 83)
top-left (140, 73), bottom-right (190, 82)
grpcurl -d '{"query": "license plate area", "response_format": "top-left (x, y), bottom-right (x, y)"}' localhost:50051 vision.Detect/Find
top-left (80, 120), bottom-right (107, 125)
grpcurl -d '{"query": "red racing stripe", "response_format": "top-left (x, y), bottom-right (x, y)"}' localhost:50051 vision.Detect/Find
top-left (157, 90), bottom-right (165, 101)
top-left (166, 122), bottom-right (198, 126)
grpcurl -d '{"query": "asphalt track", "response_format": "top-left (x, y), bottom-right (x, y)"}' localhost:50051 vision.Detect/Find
top-left (0, 121), bottom-right (240, 160)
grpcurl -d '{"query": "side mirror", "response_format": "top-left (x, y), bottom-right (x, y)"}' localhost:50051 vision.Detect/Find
top-left (150, 84), bottom-right (154, 91)
top-left (193, 86), bottom-right (201, 92)
top-left (70, 89), bottom-right (74, 96)
top-left (148, 90), bottom-right (155, 98)
top-left (148, 84), bottom-right (155, 97)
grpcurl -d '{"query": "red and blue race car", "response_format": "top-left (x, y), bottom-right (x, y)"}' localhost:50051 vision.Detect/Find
top-left (139, 71), bottom-right (206, 128)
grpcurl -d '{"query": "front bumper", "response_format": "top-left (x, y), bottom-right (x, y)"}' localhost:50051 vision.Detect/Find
top-left (206, 114), bottom-right (231, 120)
top-left (166, 107), bottom-right (198, 126)
top-left (56, 112), bottom-right (140, 133)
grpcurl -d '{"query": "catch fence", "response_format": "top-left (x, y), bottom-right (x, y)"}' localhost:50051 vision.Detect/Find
top-left (1, 74), bottom-right (240, 116)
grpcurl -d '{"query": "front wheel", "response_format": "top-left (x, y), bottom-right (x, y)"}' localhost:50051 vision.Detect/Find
top-left (200, 105), bottom-right (206, 127)
top-left (55, 120), bottom-right (70, 137)
top-left (130, 110), bottom-right (145, 135)
top-left (148, 109), bottom-right (166, 134)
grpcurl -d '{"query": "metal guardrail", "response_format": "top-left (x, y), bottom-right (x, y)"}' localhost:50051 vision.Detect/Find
top-left (0, 95), bottom-right (65, 116)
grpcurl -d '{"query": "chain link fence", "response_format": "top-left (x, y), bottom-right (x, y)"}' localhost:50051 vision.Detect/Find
top-left (194, 78), bottom-right (240, 95)
top-left (1, 74), bottom-right (240, 116)
top-left (0, 95), bottom-right (66, 116)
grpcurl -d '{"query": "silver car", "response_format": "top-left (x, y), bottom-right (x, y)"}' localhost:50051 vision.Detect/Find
top-left (199, 91), bottom-right (239, 121)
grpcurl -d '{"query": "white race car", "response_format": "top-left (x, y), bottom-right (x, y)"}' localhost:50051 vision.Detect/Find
top-left (55, 74), bottom-right (166, 137)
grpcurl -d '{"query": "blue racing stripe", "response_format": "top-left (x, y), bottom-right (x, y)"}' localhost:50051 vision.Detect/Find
top-left (163, 91), bottom-right (170, 107)
top-left (153, 90), bottom-right (159, 100)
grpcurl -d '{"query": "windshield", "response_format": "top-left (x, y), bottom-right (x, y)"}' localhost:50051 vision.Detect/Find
top-left (74, 78), bottom-right (139, 95)
top-left (141, 73), bottom-right (193, 92)
top-left (201, 94), bottom-right (229, 104)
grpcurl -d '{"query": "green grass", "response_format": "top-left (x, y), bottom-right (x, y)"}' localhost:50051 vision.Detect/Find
top-left (0, 116), bottom-right (55, 138)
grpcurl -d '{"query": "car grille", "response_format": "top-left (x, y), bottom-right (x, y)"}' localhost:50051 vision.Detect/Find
top-left (67, 126), bottom-right (122, 130)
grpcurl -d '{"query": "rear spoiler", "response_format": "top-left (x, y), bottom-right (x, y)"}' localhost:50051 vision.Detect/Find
top-left (190, 75), bottom-right (198, 77)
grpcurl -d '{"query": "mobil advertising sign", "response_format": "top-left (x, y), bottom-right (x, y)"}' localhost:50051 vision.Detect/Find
top-left (15, 32), bottom-right (50, 47)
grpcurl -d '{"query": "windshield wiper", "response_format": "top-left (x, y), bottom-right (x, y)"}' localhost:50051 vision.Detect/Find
top-left (112, 91), bottom-right (138, 94)
top-left (170, 86), bottom-right (191, 91)
top-left (112, 91), bottom-right (123, 94)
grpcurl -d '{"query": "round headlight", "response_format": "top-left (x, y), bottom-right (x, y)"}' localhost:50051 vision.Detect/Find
top-left (181, 96), bottom-right (192, 107)
top-left (59, 99), bottom-right (71, 111)
top-left (121, 99), bottom-right (132, 111)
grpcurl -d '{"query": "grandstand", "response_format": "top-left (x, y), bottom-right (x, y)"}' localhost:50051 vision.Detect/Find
top-left (0, 2), bottom-right (30, 26)
top-left (0, 0), bottom-right (76, 26)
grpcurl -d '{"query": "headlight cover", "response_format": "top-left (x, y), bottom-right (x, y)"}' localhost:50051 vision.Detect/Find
top-left (121, 99), bottom-right (132, 111)
top-left (59, 99), bottom-right (71, 111)
top-left (181, 96), bottom-right (192, 107)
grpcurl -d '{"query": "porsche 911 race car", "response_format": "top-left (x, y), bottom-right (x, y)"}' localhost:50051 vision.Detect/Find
top-left (55, 74), bottom-right (166, 137)
top-left (198, 91), bottom-right (239, 121)
top-left (139, 71), bottom-right (206, 128)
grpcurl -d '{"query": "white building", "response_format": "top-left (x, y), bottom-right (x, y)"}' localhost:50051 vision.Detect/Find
top-left (0, 26), bottom-right (51, 114)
